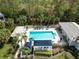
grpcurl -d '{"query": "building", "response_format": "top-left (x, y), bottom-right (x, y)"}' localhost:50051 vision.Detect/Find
top-left (59, 22), bottom-right (79, 50)
top-left (34, 40), bottom-right (52, 51)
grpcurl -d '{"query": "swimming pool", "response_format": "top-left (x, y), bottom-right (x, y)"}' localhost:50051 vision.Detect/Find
top-left (29, 31), bottom-right (56, 41)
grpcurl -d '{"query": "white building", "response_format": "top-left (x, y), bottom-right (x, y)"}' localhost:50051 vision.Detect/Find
top-left (59, 22), bottom-right (79, 50)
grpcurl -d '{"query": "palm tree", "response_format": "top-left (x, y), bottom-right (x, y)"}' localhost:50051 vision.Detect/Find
top-left (11, 37), bottom-right (17, 48)
top-left (21, 33), bottom-right (27, 46)
top-left (15, 33), bottom-right (27, 59)
top-left (27, 0), bottom-right (31, 20)
top-left (39, 14), bottom-right (44, 25)
top-left (16, 33), bottom-right (27, 48)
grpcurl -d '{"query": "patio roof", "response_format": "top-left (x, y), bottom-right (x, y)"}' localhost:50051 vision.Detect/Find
top-left (34, 40), bottom-right (52, 46)
top-left (59, 22), bottom-right (79, 41)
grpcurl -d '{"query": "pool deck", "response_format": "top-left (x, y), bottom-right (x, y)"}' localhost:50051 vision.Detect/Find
top-left (26, 28), bottom-right (60, 44)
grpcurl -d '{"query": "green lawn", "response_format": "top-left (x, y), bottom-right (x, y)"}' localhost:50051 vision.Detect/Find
top-left (0, 44), bottom-right (10, 59)
top-left (53, 54), bottom-right (65, 59)
top-left (65, 52), bottom-right (75, 59)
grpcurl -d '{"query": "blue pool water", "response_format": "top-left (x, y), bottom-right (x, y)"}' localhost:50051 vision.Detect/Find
top-left (29, 31), bottom-right (56, 40)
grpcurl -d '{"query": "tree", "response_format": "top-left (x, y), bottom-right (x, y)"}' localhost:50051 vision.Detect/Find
top-left (16, 15), bottom-right (27, 25)
top-left (0, 29), bottom-right (11, 44)
top-left (5, 18), bottom-right (15, 31)
top-left (20, 33), bottom-right (27, 49)
top-left (0, 0), bottom-right (79, 24)
top-left (8, 37), bottom-right (18, 54)
top-left (0, 0), bottom-right (20, 18)
top-left (21, 47), bottom-right (31, 59)
top-left (10, 37), bottom-right (17, 48)
top-left (0, 21), bottom-right (5, 29)
top-left (21, 33), bottom-right (27, 44)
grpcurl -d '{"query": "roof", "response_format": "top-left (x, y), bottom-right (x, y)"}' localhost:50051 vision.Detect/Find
top-left (34, 40), bottom-right (52, 46)
top-left (11, 26), bottom-right (26, 37)
top-left (59, 22), bottom-right (79, 41)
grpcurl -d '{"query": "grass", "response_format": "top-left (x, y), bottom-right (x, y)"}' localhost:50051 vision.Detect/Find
top-left (0, 44), bottom-right (10, 59)
top-left (53, 54), bottom-right (65, 59)
top-left (65, 52), bottom-right (75, 59)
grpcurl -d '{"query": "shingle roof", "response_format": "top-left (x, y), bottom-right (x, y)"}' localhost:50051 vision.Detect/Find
top-left (34, 40), bottom-right (52, 46)
top-left (59, 22), bottom-right (79, 41)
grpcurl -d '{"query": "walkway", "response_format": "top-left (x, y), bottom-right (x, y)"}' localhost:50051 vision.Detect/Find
top-left (14, 47), bottom-right (21, 59)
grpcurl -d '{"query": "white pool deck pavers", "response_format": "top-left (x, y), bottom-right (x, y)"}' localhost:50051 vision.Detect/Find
top-left (11, 26), bottom-right (27, 37)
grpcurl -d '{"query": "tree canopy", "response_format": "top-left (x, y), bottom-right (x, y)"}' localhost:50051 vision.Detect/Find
top-left (0, 21), bottom-right (5, 29)
top-left (0, 29), bottom-right (11, 43)
top-left (0, 0), bottom-right (79, 25)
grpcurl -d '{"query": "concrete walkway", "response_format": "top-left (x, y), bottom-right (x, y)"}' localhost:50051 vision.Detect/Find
top-left (14, 47), bottom-right (21, 59)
